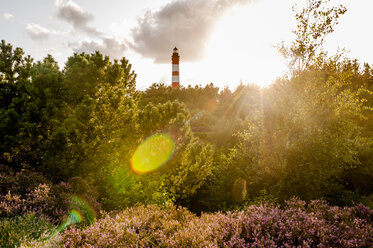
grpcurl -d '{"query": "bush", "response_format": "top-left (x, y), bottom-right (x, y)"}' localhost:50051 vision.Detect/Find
top-left (60, 199), bottom-right (373, 247)
top-left (62, 205), bottom-right (194, 247)
top-left (0, 167), bottom-right (69, 223)
top-left (0, 167), bottom-right (101, 225)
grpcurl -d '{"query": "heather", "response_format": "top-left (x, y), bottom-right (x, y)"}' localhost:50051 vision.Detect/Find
top-left (0, 168), bottom-right (100, 224)
top-left (0, 168), bottom-right (68, 223)
top-left (34, 199), bottom-right (371, 247)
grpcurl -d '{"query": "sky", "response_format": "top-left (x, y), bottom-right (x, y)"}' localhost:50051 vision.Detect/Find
top-left (1, 0), bottom-right (373, 90)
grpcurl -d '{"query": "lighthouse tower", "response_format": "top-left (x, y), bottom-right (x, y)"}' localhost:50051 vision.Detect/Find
top-left (171, 47), bottom-right (180, 88)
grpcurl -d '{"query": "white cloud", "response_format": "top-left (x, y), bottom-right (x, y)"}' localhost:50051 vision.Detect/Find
top-left (55, 0), bottom-right (102, 36)
top-left (131, 0), bottom-right (255, 63)
top-left (3, 13), bottom-right (14, 20)
top-left (72, 38), bottom-right (127, 59)
top-left (55, 0), bottom-right (128, 60)
top-left (26, 23), bottom-right (50, 40)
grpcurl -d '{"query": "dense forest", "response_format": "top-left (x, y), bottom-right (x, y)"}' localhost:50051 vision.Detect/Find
top-left (1, 0), bottom-right (372, 247)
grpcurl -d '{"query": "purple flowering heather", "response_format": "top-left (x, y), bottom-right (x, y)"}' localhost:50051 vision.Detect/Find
top-left (61, 199), bottom-right (373, 247)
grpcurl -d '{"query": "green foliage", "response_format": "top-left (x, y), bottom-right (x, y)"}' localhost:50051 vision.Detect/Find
top-left (165, 136), bottom-right (214, 200)
top-left (137, 100), bottom-right (190, 137)
top-left (0, 43), bottom-right (139, 185)
top-left (0, 214), bottom-right (55, 248)
top-left (205, 84), bottom-right (261, 147)
top-left (140, 83), bottom-right (219, 114)
top-left (209, 0), bottom-right (372, 206)
top-left (0, 0), bottom-right (372, 216)
top-left (101, 99), bottom-right (214, 209)
top-left (223, 63), bottom-right (371, 204)
top-left (42, 53), bottom-right (139, 182)
top-left (277, 0), bottom-right (347, 73)
top-left (190, 0), bottom-right (371, 210)
top-left (0, 41), bottom-right (36, 170)
top-left (99, 166), bottom-right (174, 210)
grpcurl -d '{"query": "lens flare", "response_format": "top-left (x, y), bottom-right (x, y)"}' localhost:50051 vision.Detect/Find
top-left (56, 195), bottom-right (95, 232)
top-left (185, 111), bottom-right (203, 125)
top-left (57, 209), bottom-right (82, 232)
top-left (69, 209), bottom-right (83, 223)
top-left (70, 195), bottom-right (96, 224)
top-left (131, 133), bottom-right (175, 174)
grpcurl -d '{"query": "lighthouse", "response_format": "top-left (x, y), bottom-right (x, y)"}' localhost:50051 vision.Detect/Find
top-left (171, 47), bottom-right (180, 88)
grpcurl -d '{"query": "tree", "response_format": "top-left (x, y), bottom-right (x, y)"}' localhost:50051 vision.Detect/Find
top-left (0, 42), bottom-right (64, 171)
top-left (41, 53), bottom-right (139, 181)
top-left (101, 100), bottom-right (214, 209)
top-left (218, 0), bottom-right (371, 205)
top-left (277, 0), bottom-right (347, 74)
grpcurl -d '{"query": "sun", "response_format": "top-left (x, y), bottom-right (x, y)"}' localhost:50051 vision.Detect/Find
top-left (183, 0), bottom-right (292, 89)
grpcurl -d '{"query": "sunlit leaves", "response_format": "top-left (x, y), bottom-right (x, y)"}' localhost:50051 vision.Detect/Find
top-left (277, 0), bottom-right (347, 74)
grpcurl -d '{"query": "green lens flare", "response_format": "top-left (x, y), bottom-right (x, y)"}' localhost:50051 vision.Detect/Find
top-left (71, 195), bottom-right (96, 225)
top-left (57, 209), bottom-right (83, 232)
top-left (69, 209), bottom-right (83, 223)
top-left (56, 196), bottom-right (95, 233)
top-left (131, 133), bottom-right (175, 174)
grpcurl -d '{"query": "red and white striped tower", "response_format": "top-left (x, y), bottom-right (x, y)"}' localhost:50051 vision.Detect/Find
top-left (171, 47), bottom-right (180, 88)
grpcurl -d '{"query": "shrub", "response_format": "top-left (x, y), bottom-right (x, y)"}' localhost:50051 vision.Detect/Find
top-left (0, 167), bottom-right (68, 221)
top-left (60, 199), bottom-right (373, 247)
top-left (0, 167), bottom-right (100, 225)
top-left (62, 205), bottom-right (194, 247)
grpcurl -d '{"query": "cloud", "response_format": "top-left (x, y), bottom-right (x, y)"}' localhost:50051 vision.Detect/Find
top-left (55, 0), bottom-right (102, 36)
top-left (72, 38), bottom-right (127, 59)
top-left (26, 23), bottom-right (50, 40)
top-left (55, 0), bottom-right (127, 59)
top-left (131, 0), bottom-right (254, 63)
top-left (3, 13), bottom-right (14, 20)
